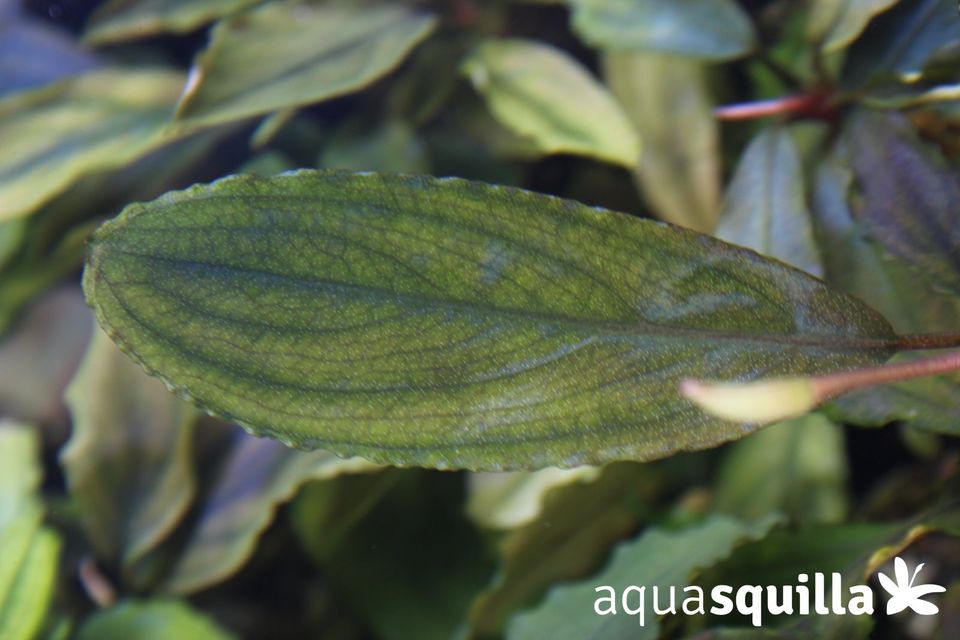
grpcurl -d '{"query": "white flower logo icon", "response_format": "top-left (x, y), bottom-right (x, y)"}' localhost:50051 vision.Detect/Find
top-left (878, 557), bottom-right (946, 616)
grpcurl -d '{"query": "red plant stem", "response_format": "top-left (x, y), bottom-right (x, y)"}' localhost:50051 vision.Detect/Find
top-left (812, 349), bottom-right (960, 402)
top-left (715, 95), bottom-right (814, 120)
top-left (715, 91), bottom-right (836, 121)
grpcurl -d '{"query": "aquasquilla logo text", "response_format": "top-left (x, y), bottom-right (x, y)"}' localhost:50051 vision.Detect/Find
top-left (593, 556), bottom-right (946, 627)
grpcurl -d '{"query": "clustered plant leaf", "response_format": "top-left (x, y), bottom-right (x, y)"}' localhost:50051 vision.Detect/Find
top-left (2, 0), bottom-right (960, 637)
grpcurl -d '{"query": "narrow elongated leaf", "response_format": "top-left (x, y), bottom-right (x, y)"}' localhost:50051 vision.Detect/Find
top-left (0, 68), bottom-right (185, 222)
top-left (62, 326), bottom-right (198, 570)
top-left (568, 0), bottom-right (756, 60)
top-left (464, 39), bottom-right (640, 168)
top-left (845, 110), bottom-right (960, 296)
top-left (0, 425), bottom-right (61, 640)
top-left (84, 170), bottom-right (898, 471)
top-left (159, 429), bottom-right (376, 595)
top-left (603, 51), bottom-right (720, 232)
top-left (716, 126), bottom-right (823, 277)
top-left (807, 0), bottom-right (900, 52)
top-left (175, 2), bottom-right (437, 127)
top-left (85, 0), bottom-right (259, 45)
top-left (507, 514), bottom-right (780, 639)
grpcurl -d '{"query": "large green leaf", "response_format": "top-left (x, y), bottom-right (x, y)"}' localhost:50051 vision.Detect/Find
top-left (0, 68), bottom-right (186, 222)
top-left (464, 39), bottom-right (640, 168)
top-left (507, 513), bottom-right (781, 639)
top-left (716, 126), bottom-right (823, 277)
top-left (175, 2), bottom-right (437, 127)
top-left (603, 51), bottom-right (720, 232)
top-left (62, 325), bottom-right (199, 572)
top-left (85, 0), bottom-right (259, 45)
top-left (84, 170), bottom-right (899, 471)
top-left (567, 0), bottom-right (756, 60)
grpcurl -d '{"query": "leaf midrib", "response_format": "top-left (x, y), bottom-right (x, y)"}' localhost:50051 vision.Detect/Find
top-left (99, 246), bottom-right (896, 353)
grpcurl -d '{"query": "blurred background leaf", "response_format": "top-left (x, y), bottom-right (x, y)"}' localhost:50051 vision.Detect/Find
top-left (76, 599), bottom-right (236, 640)
top-left (508, 514), bottom-right (781, 640)
top-left (62, 326), bottom-right (199, 578)
top-left (156, 431), bottom-right (377, 595)
top-left (85, 0), bottom-right (260, 45)
top-left (175, 2), bottom-right (438, 127)
top-left (566, 0), bottom-right (756, 60)
top-left (603, 51), bottom-right (720, 232)
top-left (715, 125), bottom-right (823, 277)
top-left (0, 423), bottom-right (61, 640)
top-left (714, 414), bottom-right (849, 525)
top-left (0, 67), bottom-right (187, 222)
top-left (807, 0), bottom-right (900, 53)
top-left (464, 38), bottom-right (640, 167)
top-left (841, 0), bottom-right (960, 88)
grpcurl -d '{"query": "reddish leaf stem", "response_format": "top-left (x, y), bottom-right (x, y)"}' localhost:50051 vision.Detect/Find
top-left (715, 91), bottom-right (834, 121)
top-left (895, 332), bottom-right (960, 350)
top-left (812, 349), bottom-right (960, 403)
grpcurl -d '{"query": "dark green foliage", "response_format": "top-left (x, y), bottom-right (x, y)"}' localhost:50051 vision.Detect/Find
top-left (1, 0), bottom-right (960, 638)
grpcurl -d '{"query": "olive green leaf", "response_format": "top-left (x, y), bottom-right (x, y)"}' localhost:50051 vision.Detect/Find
top-left (76, 599), bottom-right (236, 640)
top-left (842, 0), bottom-right (960, 88)
top-left (845, 110), bottom-right (960, 296)
top-left (807, 0), bottom-right (900, 52)
top-left (175, 2), bottom-right (437, 127)
top-left (507, 513), bottom-right (781, 640)
top-left (463, 39), bottom-right (640, 168)
top-left (603, 51), bottom-right (720, 233)
top-left (714, 414), bottom-right (849, 525)
top-left (716, 126), bottom-right (823, 277)
top-left (0, 68), bottom-right (186, 223)
top-left (85, 0), bottom-right (260, 45)
top-left (84, 170), bottom-right (899, 471)
top-left (62, 325), bottom-right (199, 572)
top-left (0, 424), bottom-right (62, 640)
top-left (567, 0), bottom-right (756, 60)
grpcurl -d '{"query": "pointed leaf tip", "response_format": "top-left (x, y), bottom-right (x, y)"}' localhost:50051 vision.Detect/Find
top-left (681, 377), bottom-right (817, 424)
